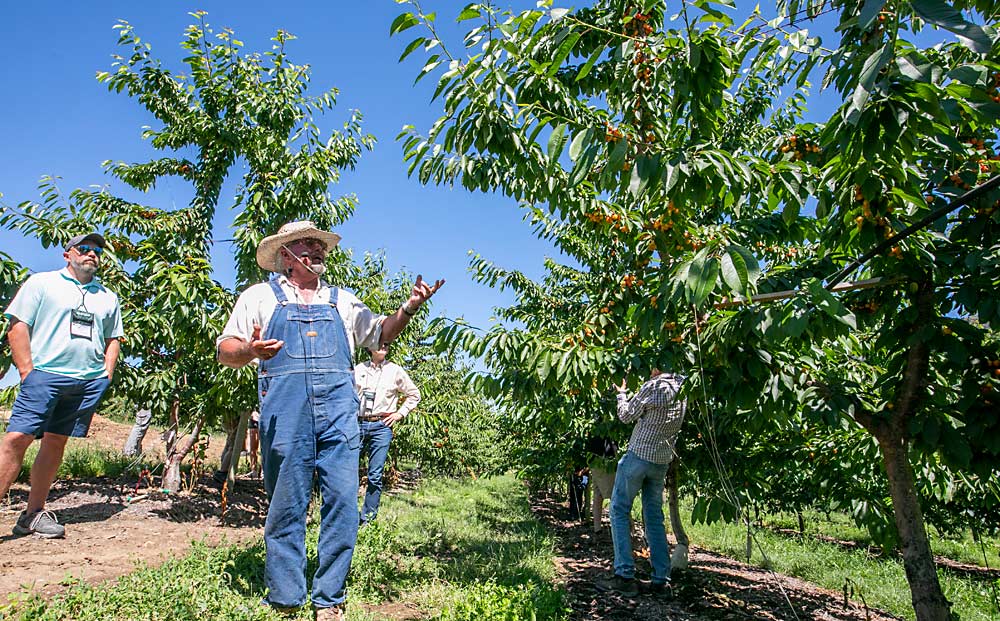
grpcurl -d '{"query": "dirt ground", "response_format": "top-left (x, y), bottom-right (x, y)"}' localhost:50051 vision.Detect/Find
top-left (0, 414), bottom-right (264, 600)
top-left (531, 494), bottom-right (903, 621)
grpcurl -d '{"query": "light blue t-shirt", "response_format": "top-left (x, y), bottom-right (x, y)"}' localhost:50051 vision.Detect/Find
top-left (4, 268), bottom-right (124, 380)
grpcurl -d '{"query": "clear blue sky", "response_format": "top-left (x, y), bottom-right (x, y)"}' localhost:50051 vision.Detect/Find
top-left (0, 1), bottom-right (552, 345)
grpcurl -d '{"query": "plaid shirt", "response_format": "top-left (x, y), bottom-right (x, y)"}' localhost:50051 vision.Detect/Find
top-left (616, 373), bottom-right (686, 465)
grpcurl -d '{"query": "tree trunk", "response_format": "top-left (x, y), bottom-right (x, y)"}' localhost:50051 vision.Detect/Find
top-left (162, 417), bottom-right (203, 493)
top-left (876, 428), bottom-right (951, 621)
top-left (853, 282), bottom-right (951, 621)
top-left (797, 511), bottom-right (805, 537)
top-left (226, 410), bottom-right (251, 490)
top-left (745, 511), bottom-right (753, 562)
top-left (666, 458), bottom-right (689, 569)
top-left (217, 414), bottom-right (240, 476)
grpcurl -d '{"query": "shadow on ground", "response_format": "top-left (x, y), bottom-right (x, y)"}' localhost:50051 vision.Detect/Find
top-left (530, 492), bottom-right (903, 621)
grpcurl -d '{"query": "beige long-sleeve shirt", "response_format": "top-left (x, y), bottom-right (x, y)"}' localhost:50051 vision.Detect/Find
top-left (354, 360), bottom-right (421, 417)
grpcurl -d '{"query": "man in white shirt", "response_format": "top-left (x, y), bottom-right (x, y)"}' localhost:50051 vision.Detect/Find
top-left (354, 342), bottom-right (420, 524)
top-left (217, 221), bottom-right (442, 621)
top-left (1, 233), bottom-right (122, 539)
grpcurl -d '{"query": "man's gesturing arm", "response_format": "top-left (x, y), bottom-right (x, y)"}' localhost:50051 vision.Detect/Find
top-left (380, 275), bottom-right (445, 344)
top-left (218, 325), bottom-right (285, 368)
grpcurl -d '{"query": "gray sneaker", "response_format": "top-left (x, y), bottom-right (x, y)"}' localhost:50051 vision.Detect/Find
top-left (13, 510), bottom-right (65, 538)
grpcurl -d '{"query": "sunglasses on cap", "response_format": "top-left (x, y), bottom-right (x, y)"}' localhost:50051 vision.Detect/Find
top-left (74, 244), bottom-right (104, 256)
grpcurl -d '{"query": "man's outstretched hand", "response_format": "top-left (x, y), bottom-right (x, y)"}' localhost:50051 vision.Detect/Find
top-left (407, 275), bottom-right (445, 310)
top-left (250, 324), bottom-right (284, 360)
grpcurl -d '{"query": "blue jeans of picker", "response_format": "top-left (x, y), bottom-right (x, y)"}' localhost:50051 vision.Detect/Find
top-left (609, 451), bottom-right (671, 584)
top-left (359, 420), bottom-right (393, 524)
top-left (257, 280), bottom-right (361, 609)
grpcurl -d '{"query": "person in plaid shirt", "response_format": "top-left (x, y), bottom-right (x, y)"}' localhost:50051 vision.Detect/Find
top-left (596, 368), bottom-right (686, 597)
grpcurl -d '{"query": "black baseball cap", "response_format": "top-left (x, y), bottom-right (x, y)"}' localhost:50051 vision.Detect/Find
top-left (65, 232), bottom-right (107, 250)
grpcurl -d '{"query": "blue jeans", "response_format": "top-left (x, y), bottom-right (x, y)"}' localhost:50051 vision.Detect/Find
top-left (359, 420), bottom-right (393, 523)
top-left (609, 451), bottom-right (670, 583)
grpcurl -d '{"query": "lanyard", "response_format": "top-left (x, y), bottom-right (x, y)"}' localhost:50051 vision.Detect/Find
top-left (75, 285), bottom-right (90, 311)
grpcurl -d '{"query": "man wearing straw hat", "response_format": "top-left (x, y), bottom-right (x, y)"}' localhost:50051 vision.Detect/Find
top-left (218, 221), bottom-right (443, 621)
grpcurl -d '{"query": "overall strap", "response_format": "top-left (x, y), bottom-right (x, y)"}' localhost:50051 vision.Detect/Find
top-left (268, 277), bottom-right (289, 304)
top-left (330, 286), bottom-right (339, 306)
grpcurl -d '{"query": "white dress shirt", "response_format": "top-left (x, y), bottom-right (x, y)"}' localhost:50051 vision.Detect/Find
top-left (354, 360), bottom-right (421, 417)
top-left (217, 275), bottom-right (383, 359)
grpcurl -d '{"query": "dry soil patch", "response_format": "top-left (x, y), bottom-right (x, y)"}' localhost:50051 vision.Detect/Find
top-left (0, 413), bottom-right (262, 600)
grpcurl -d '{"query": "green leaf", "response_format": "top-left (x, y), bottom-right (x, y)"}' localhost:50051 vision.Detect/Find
top-left (816, 193), bottom-right (829, 219)
top-left (806, 279), bottom-right (856, 329)
top-left (547, 32), bottom-right (581, 77)
top-left (398, 37), bottom-right (427, 62)
top-left (568, 142), bottom-right (599, 187)
top-left (896, 54), bottom-right (932, 81)
top-left (390, 12), bottom-right (420, 36)
top-left (845, 42), bottom-right (893, 125)
top-left (537, 350), bottom-right (552, 381)
top-left (575, 46), bottom-right (604, 82)
top-left (606, 140), bottom-right (627, 177)
top-left (414, 56), bottom-right (442, 84)
top-left (727, 245), bottom-right (760, 284)
top-left (782, 199), bottom-right (800, 225)
top-left (547, 124), bottom-right (568, 167)
top-left (556, 348), bottom-right (573, 380)
top-left (686, 251), bottom-right (718, 308)
top-left (569, 128), bottom-right (590, 161)
top-left (629, 155), bottom-right (660, 197)
top-left (720, 249), bottom-right (748, 296)
top-left (910, 0), bottom-right (994, 54)
top-left (858, 0), bottom-right (886, 31)
top-left (457, 6), bottom-right (481, 22)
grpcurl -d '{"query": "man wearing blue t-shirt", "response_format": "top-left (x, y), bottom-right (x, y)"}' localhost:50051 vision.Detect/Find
top-left (0, 233), bottom-right (123, 538)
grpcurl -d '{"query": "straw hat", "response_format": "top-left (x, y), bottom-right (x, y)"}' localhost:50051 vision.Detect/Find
top-left (256, 221), bottom-right (342, 272)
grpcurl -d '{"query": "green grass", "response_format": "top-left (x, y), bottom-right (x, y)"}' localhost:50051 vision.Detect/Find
top-left (16, 442), bottom-right (157, 482)
top-left (12, 438), bottom-right (243, 486)
top-left (2, 474), bottom-right (569, 621)
top-left (342, 475), bottom-right (567, 618)
top-left (682, 507), bottom-right (1000, 621)
top-left (762, 509), bottom-right (1000, 570)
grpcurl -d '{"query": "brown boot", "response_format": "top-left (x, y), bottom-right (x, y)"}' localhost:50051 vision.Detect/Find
top-left (314, 604), bottom-right (346, 621)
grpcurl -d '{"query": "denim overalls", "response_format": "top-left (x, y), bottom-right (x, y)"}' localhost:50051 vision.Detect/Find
top-left (257, 278), bottom-right (361, 608)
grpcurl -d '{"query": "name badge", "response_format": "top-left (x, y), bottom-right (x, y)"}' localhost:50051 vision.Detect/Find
top-left (359, 390), bottom-right (376, 417)
top-left (70, 308), bottom-right (95, 339)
